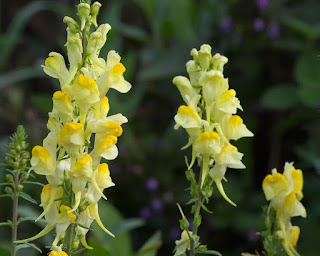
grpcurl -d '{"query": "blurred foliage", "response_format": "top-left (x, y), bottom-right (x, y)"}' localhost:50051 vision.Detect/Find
top-left (0, 0), bottom-right (319, 255)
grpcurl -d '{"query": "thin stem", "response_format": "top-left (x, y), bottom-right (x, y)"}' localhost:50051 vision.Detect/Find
top-left (11, 171), bottom-right (20, 256)
top-left (190, 163), bottom-right (203, 256)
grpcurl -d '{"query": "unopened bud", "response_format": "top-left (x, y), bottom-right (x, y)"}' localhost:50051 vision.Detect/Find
top-left (72, 240), bottom-right (79, 250)
top-left (20, 159), bottom-right (27, 166)
top-left (179, 217), bottom-right (189, 230)
top-left (4, 187), bottom-right (13, 195)
top-left (15, 145), bottom-right (21, 152)
top-left (20, 173), bottom-right (29, 182)
top-left (17, 185), bottom-right (24, 192)
top-left (6, 174), bottom-right (14, 183)
top-left (78, 3), bottom-right (90, 30)
top-left (13, 162), bottom-right (19, 169)
top-left (63, 16), bottom-right (80, 33)
top-left (90, 2), bottom-right (101, 27)
top-left (22, 152), bottom-right (30, 159)
top-left (10, 149), bottom-right (16, 155)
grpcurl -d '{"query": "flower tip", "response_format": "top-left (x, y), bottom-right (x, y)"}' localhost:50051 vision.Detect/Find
top-left (215, 180), bottom-right (237, 207)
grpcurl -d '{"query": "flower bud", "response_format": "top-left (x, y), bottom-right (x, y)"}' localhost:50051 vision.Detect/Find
top-left (63, 16), bottom-right (80, 33)
top-left (90, 2), bottom-right (102, 27)
top-left (78, 3), bottom-right (91, 30)
top-left (5, 187), bottom-right (13, 195)
top-left (13, 162), bottom-right (19, 169)
top-left (6, 174), bottom-right (14, 183)
top-left (17, 185), bottom-right (24, 192)
top-left (15, 145), bottom-right (21, 152)
top-left (20, 173), bottom-right (29, 182)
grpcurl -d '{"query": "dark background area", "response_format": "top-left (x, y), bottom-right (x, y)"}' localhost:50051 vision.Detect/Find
top-left (0, 0), bottom-right (319, 255)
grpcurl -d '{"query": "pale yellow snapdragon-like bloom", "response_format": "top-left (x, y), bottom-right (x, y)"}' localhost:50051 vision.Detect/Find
top-left (17, 1), bottom-right (131, 252)
top-left (174, 230), bottom-right (193, 256)
top-left (173, 44), bottom-right (253, 204)
top-left (262, 162), bottom-right (306, 256)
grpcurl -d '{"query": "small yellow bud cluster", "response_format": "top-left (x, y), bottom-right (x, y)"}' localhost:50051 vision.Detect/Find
top-left (174, 44), bottom-right (253, 206)
top-left (262, 162), bottom-right (306, 256)
top-left (16, 1), bottom-right (131, 252)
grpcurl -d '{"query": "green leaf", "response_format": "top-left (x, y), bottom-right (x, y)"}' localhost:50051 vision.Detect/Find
top-left (16, 242), bottom-right (42, 253)
top-left (135, 231), bottom-right (162, 256)
top-left (117, 23), bottom-right (149, 42)
top-left (261, 84), bottom-right (299, 110)
top-left (201, 204), bottom-right (213, 214)
top-left (0, 183), bottom-right (12, 186)
top-left (0, 221), bottom-right (13, 228)
top-left (0, 194), bottom-right (12, 199)
top-left (295, 53), bottom-right (320, 107)
top-left (19, 192), bottom-right (38, 204)
top-left (17, 216), bottom-right (45, 225)
top-left (197, 250), bottom-right (222, 255)
top-left (179, 217), bottom-right (189, 230)
top-left (22, 181), bottom-right (44, 186)
top-left (111, 218), bottom-right (145, 235)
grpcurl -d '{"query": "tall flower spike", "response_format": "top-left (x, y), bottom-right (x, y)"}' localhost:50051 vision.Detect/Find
top-left (21, 1), bottom-right (131, 252)
top-left (173, 44), bottom-right (253, 254)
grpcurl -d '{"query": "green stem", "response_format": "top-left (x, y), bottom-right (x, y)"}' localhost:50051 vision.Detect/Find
top-left (11, 171), bottom-right (20, 256)
top-left (190, 162), bottom-right (204, 256)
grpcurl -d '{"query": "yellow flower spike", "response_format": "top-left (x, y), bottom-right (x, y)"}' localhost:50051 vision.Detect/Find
top-left (111, 62), bottom-right (126, 77)
top-left (174, 105), bottom-right (202, 129)
top-left (100, 96), bottom-right (110, 119)
top-left (57, 123), bottom-right (84, 155)
top-left (89, 203), bottom-right (115, 237)
top-left (31, 146), bottom-right (54, 175)
top-left (262, 173), bottom-right (288, 201)
top-left (95, 135), bottom-right (118, 160)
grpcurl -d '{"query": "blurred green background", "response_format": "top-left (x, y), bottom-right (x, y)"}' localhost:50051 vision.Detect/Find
top-left (0, 0), bottom-right (319, 255)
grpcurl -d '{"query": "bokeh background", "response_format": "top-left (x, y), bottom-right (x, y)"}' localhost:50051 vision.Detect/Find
top-left (0, 0), bottom-right (319, 255)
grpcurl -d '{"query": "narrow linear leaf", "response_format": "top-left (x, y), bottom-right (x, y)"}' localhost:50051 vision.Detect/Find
top-left (201, 204), bottom-right (213, 214)
top-left (0, 194), bottom-right (12, 199)
top-left (0, 183), bottom-right (12, 186)
top-left (198, 250), bottom-right (222, 256)
top-left (19, 192), bottom-right (38, 204)
top-left (22, 181), bottom-right (44, 186)
top-left (16, 242), bottom-right (42, 253)
top-left (136, 231), bottom-right (162, 256)
top-left (17, 216), bottom-right (45, 225)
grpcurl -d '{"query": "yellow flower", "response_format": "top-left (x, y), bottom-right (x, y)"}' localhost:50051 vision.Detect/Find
top-left (95, 135), bottom-right (118, 160)
top-left (72, 74), bottom-right (100, 115)
top-left (31, 146), bottom-right (54, 175)
top-left (174, 105), bottom-right (202, 129)
top-left (52, 91), bottom-right (73, 123)
top-left (99, 96), bottom-right (110, 119)
top-left (69, 154), bottom-right (93, 212)
top-left (174, 230), bottom-right (192, 256)
top-left (42, 52), bottom-right (69, 86)
top-left (222, 115), bottom-right (253, 141)
top-left (194, 131), bottom-right (220, 156)
top-left (57, 123), bottom-right (84, 155)
top-left (216, 89), bottom-right (242, 114)
top-left (209, 145), bottom-right (245, 206)
top-left (172, 76), bottom-right (197, 105)
top-left (96, 50), bottom-right (132, 96)
top-left (49, 251), bottom-right (68, 256)
top-left (262, 172), bottom-right (288, 201)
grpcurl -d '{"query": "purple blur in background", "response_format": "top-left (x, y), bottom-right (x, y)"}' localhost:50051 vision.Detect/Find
top-left (146, 177), bottom-right (159, 193)
top-left (151, 198), bottom-right (163, 213)
top-left (220, 17), bottom-right (233, 33)
top-left (267, 23), bottom-right (280, 39)
top-left (256, 0), bottom-right (268, 9)
top-left (253, 18), bottom-right (265, 32)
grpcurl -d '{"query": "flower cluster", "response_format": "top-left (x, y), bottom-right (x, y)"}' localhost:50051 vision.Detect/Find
top-left (16, 1), bottom-right (131, 254)
top-left (262, 162), bottom-right (306, 256)
top-left (174, 44), bottom-right (253, 206)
